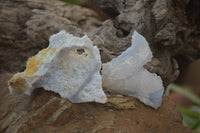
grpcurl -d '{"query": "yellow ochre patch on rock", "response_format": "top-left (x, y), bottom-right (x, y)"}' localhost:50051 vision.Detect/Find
top-left (8, 75), bottom-right (27, 93)
top-left (25, 48), bottom-right (49, 75)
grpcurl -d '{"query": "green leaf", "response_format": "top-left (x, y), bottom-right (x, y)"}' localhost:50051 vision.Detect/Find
top-left (59, 0), bottom-right (79, 4)
top-left (177, 106), bottom-right (200, 119)
top-left (166, 84), bottom-right (200, 105)
top-left (178, 106), bottom-right (200, 131)
top-left (166, 84), bottom-right (200, 131)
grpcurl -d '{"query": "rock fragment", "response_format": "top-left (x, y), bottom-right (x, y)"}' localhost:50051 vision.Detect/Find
top-left (102, 31), bottom-right (164, 109)
top-left (8, 31), bottom-right (107, 104)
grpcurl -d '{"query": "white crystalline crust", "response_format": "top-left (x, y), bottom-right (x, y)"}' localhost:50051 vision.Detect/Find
top-left (8, 30), bottom-right (164, 109)
top-left (102, 31), bottom-right (164, 109)
top-left (8, 31), bottom-right (107, 103)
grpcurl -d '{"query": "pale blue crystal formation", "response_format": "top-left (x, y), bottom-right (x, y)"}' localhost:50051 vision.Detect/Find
top-left (102, 31), bottom-right (164, 109)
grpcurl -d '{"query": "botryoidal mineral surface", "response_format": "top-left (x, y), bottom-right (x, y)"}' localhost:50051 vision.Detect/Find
top-left (8, 30), bottom-right (164, 109)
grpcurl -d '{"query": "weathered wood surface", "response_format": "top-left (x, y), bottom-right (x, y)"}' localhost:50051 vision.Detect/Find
top-left (0, 0), bottom-right (199, 132)
top-left (0, 0), bottom-right (199, 85)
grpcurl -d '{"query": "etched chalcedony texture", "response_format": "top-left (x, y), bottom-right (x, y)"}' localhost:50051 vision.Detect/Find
top-left (8, 31), bottom-right (107, 103)
top-left (102, 31), bottom-right (164, 109)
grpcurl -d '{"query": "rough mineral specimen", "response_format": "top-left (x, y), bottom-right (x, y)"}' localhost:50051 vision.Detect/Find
top-left (8, 31), bottom-right (107, 103)
top-left (102, 31), bottom-right (164, 109)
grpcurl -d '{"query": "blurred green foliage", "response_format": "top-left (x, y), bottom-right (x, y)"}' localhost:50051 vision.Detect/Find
top-left (178, 106), bottom-right (200, 131)
top-left (59, 0), bottom-right (79, 4)
top-left (166, 84), bottom-right (200, 132)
